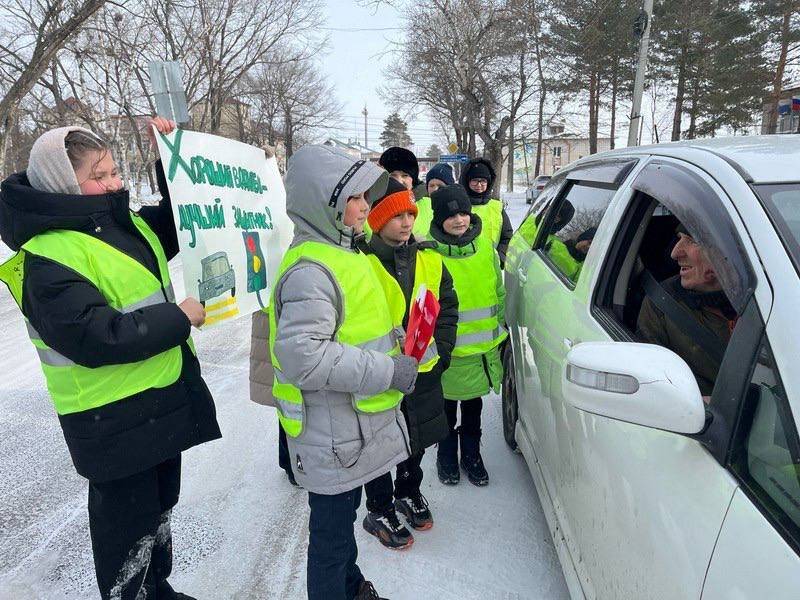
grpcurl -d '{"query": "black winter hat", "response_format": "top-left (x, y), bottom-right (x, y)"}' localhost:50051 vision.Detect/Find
top-left (466, 161), bottom-right (492, 181)
top-left (425, 162), bottom-right (455, 186)
top-left (432, 184), bottom-right (472, 228)
top-left (379, 147), bottom-right (421, 187)
top-left (460, 158), bottom-right (496, 200)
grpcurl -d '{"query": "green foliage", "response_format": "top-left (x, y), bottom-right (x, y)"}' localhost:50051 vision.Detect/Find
top-left (379, 112), bottom-right (413, 149)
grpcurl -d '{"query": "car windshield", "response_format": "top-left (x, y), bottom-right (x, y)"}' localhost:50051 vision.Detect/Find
top-left (203, 256), bottom-right (229, 279)
top-left (754, 183), bottom-right (800, 270)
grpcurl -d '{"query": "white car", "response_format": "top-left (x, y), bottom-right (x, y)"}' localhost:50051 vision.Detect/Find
top-left (503, 136), bottom-right (800, 599)
top-left (525, 175), bottom-right (552, 204)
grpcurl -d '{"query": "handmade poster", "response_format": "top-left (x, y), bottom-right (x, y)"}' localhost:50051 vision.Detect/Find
top-left (154, 127), bottom-right (290, 327)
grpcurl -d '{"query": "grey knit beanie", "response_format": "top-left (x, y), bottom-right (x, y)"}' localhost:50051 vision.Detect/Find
top-left (27, 126), bottom-right (100, 195)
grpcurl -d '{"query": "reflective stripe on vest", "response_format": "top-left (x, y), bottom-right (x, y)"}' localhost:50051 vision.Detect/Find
top-left (366, 249), bottom-right (443, 373)
top-left (437, 235), bottom-right (507, 357)
top-left (471, 200), bottom-right (503, 248)
top-left (268, 241), bottom-right (404, 438)
top-left (0, 213), bottom-right (185, 415)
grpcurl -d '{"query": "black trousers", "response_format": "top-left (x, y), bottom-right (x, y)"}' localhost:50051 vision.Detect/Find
top-left (307, 487), bottom-right (365, 600)
top-left (278, 423), bottom-right (293, 476)
top-left (444, 398), bottom-right (483, 436)
top-left (364, 451), bottom-right (425, 514)
top-left (88, 455), bottom-right (181, 600)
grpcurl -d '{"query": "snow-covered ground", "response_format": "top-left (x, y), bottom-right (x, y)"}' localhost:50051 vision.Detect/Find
top-left (0, 192), bottom-right (566, 599)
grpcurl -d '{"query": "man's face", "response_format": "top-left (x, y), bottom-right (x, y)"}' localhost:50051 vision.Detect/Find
top-left (427, 178), bottom-right (447, 196)
top-left (389, 170), bottom-right (414, 190)
top-left (344, 192), bottom-right (369, 232)
top-left (671, 232), bottom-right (721, 292)
top-left (379, 211), bottom-right (416, 246)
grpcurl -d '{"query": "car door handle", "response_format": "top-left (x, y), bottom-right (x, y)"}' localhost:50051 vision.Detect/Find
top-left (517, 267), bottom-right (528, 283)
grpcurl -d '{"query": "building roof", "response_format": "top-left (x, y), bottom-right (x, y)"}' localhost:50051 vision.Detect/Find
top-left (324, 138), bottom-right (381, 155)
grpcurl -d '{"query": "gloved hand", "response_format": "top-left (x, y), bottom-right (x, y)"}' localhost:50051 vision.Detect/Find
top-left (390, 355), bottom-right (419, 394)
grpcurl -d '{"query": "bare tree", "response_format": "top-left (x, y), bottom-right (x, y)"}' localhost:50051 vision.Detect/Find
top-left (0, 0), bottom-right (108, 169)
top-left (386, 0), bottom-right (545, 195)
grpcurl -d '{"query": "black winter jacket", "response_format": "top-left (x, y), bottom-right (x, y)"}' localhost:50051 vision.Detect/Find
top-left (459, 157), bottom-right (513, 267)
top-left (0, 162), bottom-right (221, 482)
top-left (366, 234), bottom-right (458, 453)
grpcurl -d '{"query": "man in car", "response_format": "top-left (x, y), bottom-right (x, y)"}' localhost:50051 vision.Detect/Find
top-left (636, 225), bottom-right (738, 398)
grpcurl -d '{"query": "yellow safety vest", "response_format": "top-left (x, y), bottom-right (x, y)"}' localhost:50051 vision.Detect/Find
top-left (268, 241), bottom-right (404, 437)
top-left (413, 197), bottom-right (502, 251)
top-left (0, 214), bottom-right (186, 415)
top-left (367, 248), bottom-right (443, 373)
top-left (412, 197), bottom-right (434, 240)
top-left (436, 235), bottom-right (507, 357)
top-left (471, 199), bottom-right (504, 249)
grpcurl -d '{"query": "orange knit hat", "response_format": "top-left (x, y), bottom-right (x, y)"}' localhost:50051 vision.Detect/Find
top-left (367, 183), bottom-right (418, 232)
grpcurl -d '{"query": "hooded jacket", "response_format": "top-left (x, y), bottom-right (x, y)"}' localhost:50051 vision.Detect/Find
top-left (365, 233), bottom-right (457, 453)
top-left (271, 145), bottom-right (411, 495)
top-left (0, 162), bottom-right (221, 482)
top-left (459, 158), bottom-right (514, 266)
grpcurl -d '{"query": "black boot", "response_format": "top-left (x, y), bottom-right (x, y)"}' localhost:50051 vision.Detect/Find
top-left (459, 429), bottom-right (489, 486)
top-left (436, 430), bottom-right (459, 485)
top-left (354, 580), bottom-right (388, 600)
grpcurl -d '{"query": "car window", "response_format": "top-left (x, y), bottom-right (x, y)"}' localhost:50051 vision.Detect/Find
top-left (753, 183), bottom-right (800, 276)
top-left (732, 341), bottom-right (800, 551)
top-left (538, 182), bottom-right (617, 285)
top-left (516, 180), bottom-right (561, 247)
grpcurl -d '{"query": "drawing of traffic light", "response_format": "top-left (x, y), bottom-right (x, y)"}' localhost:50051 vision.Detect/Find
top-left (242, 231), bottom-right (268, 294)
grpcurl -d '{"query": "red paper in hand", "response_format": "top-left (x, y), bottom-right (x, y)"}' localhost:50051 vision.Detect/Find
top-left (404, 284), bottom-right (440, 362)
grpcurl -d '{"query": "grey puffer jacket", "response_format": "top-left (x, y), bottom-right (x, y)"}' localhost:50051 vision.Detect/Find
top-left (271, 145), bottom-right (411, 495)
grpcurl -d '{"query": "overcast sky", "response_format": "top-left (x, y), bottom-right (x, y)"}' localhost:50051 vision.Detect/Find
top-left (318, 0), bottom-right (444, 155)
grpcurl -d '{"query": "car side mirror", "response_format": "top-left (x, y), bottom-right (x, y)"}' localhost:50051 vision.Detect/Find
top-left (562, 342), bottom-right (706, 434)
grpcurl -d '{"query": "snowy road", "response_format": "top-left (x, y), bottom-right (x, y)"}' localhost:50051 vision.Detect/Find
top-left (0, 193), bottom-right (569, 599)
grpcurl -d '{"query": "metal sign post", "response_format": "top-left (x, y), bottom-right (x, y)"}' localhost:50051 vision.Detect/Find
top-left (148, 61), bottom-right (190, 124)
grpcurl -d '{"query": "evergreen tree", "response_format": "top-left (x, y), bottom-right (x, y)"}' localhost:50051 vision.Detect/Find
top-left (426, 143), bottom-right (442, 158)
top-left (379, 112), bottom-right (413, 148)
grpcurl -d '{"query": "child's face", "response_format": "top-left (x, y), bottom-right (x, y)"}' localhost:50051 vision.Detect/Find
top-left (468, 178), bottom-right (488, 194)
top-left (427, 178), bottom-right (446, 195)
top-left (76, 150), bottom-right (122, 195)
top-left (443, 212), bottom-right (470, 237)
top-left (378, 211), bottom-right (416, 246)
top-left (389, 170), bottom-right (413, 191)
top-left (344, 192), bottom-right (369, 232)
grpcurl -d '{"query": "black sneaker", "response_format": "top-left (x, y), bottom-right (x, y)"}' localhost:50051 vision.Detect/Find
top-left (460, 452), bottom-right (489, 486)
top-left (363, 508), bottom-right (414, 550)
top-left (395, 493), bottom-right (433, 530)
top-left (436, 456), bottom-right (460, 485)
top-left (354, 580), bottom-right (388, 600)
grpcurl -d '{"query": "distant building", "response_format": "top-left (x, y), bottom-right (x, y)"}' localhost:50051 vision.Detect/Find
top-left (761, 85), bottom-right (800, 134)
top-left (191, 98), bottom-right (251, 141)
top-left (511, 125), bottom-right (613, 182)
top-left (323, 138), bottom-right (382, 161)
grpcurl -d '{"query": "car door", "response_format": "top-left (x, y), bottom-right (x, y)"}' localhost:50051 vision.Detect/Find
top-left (702, 182), bottom-right (800, 597)
top-left (525, 157), bottom-right (772, 599)
top-left (505, 178), bottom-right (565, 451)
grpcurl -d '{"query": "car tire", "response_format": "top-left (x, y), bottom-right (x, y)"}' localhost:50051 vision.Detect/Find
top-left (501, 342), bottom-right (520, 452)
top-left (231, 287), bottom-right (236, 297)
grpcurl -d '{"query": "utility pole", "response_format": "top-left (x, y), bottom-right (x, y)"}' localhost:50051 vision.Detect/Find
top-left (627, 0), bottom-right (654, 147)
top-left (507, 115), bottom-right (515, 192)
top-left (362, 105), bottom-right (368, 148)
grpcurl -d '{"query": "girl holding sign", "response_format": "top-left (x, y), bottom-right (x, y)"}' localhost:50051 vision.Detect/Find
top-left (0, 117), bottom-right (220, 599)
